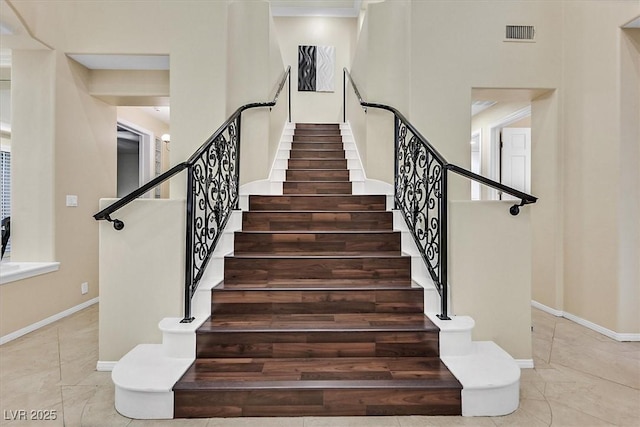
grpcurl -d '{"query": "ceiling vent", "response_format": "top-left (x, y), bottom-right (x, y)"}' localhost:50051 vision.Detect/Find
top-left (505, 25), bottom-right (535, 42)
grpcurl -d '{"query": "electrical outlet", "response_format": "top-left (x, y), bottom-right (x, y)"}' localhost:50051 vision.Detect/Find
top-left (81, 282), bottom-right (89, 295)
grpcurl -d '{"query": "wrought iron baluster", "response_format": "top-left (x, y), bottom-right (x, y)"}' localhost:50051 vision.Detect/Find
top-left (182, 166), bottom-right (196, 323)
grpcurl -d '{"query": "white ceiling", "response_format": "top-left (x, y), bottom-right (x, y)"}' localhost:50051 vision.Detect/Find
top-left (623, 16), bottom-right (640, 28)
top-left (140, 106), bottom-right (170, 125)
top-left (270, 0), bottom-right (362, 17)
top-left (67, 54), bottom-right (169, 70)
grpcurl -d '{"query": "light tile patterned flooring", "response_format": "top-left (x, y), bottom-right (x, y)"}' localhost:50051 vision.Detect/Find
top-left (0, 305), bottom-right (638, 426)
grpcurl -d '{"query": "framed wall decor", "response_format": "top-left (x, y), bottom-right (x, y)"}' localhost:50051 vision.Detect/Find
top-left (298, 45), bottom-right (335, 92)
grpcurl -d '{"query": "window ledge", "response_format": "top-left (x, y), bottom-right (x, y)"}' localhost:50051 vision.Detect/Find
top-left (0, 262), bottom-right (61, 285)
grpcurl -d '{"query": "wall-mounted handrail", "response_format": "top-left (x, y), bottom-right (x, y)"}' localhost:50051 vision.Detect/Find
top-left (93, 163), bottom-right (188, 228)
top-left (343, 67), bottom-right (537, 320)
top-left (446, 164), bottom-right (536, 215)
top-left (95, 66), bottom-right (291, 322)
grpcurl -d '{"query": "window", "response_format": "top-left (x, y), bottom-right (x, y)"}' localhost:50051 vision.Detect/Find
top-left (1, 146), bottom-right (10, 254)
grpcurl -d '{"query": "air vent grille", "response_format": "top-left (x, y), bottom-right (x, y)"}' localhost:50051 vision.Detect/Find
top-left (505, 25), bottom-right (535, 41)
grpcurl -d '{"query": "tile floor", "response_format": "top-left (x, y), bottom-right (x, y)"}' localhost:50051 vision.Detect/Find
top-left (0, 305), bottom-right (638, 426)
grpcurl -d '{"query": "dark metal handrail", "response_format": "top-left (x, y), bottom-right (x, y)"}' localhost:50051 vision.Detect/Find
top-left (343, 67), bottom-right (537, 320)
top-left (94, 66), bottom-right (291, 322)
top-left (93, 163), bottom-right (188, 228)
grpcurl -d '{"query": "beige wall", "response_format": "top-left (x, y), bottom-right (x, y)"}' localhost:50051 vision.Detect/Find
top-left (89, 69), bottom-right (169, 106)
top-left (1, 49), bottom-right (115, 337)
top-left (352, 0), bottom-right (640, 336)
top-left (346, 5), bottom-right (369, 166)
top-left (347, 0), bottom-right (410, 184)
top-left (2, 0), bottom-right (228, 338)
top-left (228, 0), bottom-right (287, 185)
top-left (9, 50), bottom-right (56, 262)
top-left (530, 91), bottom-right (564, 313)
top-left (410, 0), bottom-right (562, 199)
top-left (618, 28), bottom-right (640, 333)
top-left (267, 9), bottom-right (290, 170)
top-left (98, 199), bottom-right (185, 361)
top-left (168, 3), bottom-right (228, 198)
top-left (561, 4), bottom-right (640, 333)
top-left (273, 15), bottom-right (357, 124)
top-left (449, 201), bottom-right (532, 359)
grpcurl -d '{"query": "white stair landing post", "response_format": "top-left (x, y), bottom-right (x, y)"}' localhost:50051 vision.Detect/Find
top-left (112, 344), bottom-right (193, 419)
top-left (428, 313), bottom-right (521, 416)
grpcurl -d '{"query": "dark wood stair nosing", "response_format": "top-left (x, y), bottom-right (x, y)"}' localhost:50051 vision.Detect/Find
top-left (197, 327), bottom-right (438, 334)
top-left (174, 379), bottom-right (461, 391)
top-left (225, 253), bottom-right (410, 259)
top-left (212, 283), bottom-right (424, 291)
top-left (234, 230), bottom-right (399, 235)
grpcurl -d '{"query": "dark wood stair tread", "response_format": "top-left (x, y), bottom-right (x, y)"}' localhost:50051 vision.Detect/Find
top-left (288, 160), bottom-right (349, 170)
top-left (291, 143), bottom-right (345, 150)
top-left (198, 313), bottom-right (438, 332)
top-left (243, 209), bottom-right (390, 213)
top-left (175, 357), bottom-right (461, 389)
top-left (235, 230), bottom-right (398, 235)
top-left (284, 181), bottom-right (351, 184)
top-left (249, 195), bottom-right (387, 211)
top-left (210, 284), bottom-right (425, 315)
top-left (220, 282), bottom-right (416, 289)
top-left (290, 149), bottom-right (344, 152)
top-left (227, 254), bottom-right (408, 259)
top-left (241, 211), bottom-right (394, 232)
top-left (213, 282), bottom-right (424, 291)
top-left (230, 251), bottom-right (402, 256)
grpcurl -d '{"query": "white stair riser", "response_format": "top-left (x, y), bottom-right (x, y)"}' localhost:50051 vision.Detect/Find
top-left (115, 387), bottom-right (174, 419)
top-left (162, 328), bottom-right (196, 359)
top-left (440, 330), bottom-right (474, 357)
top-left (462, 380), bottom-right (520, 416)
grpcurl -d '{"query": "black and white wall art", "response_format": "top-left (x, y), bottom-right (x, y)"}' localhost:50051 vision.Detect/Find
top-left (298, 45), bottom-right (335, 92)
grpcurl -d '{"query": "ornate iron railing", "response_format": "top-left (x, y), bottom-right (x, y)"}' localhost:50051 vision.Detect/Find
top-left (343, 68), bottom-right (537, 320)
top-left (95, 66), bottom-right (291, 322)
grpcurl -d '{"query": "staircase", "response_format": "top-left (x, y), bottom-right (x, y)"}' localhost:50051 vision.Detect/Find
top-left (172, 124), bottom-right (463, 417)
top-left (110, 123), bottom-right (521, 420)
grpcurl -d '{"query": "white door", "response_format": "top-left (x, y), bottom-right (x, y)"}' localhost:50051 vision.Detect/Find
top-left (501, 127), bottom-right (531, 200)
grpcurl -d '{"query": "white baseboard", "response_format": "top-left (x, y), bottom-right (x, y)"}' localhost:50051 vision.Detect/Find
top-left (516, 359), bottom-right (534, 369)
top-left (96, 361), bottom-right (117, 372)
top-left (0, 297), bottom-right (99, 345)
top-left (531, 300), bottom-right (640, 342)
top-left (531, 300), bottom-right (564, 317)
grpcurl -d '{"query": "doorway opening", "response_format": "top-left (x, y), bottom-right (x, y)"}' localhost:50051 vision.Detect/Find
top-left (116, 121), bottom-right (154, 198)
top-left (491, 107), bottom-right (531, 200)
top-left (470, 89), bottom-right (540, 200)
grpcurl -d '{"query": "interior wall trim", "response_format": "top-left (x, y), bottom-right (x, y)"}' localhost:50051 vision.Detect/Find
top-left (531, 300), bottom-right (640, 342)
top-left (0, 297), bottom-right (99, 345)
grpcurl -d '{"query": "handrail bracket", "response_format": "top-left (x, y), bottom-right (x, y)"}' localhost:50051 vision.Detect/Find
top-left (105, 214), bottom-right (125, 231)
top-left (510, 199), bottom-right (531, 216)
